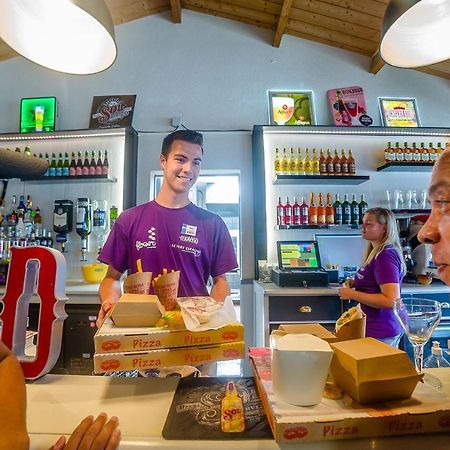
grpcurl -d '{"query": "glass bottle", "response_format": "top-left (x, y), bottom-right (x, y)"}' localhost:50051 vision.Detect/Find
top-left (102, 150), bottom-right (109, 176)
top-left (311, 148), bottom-right (320, 176)
top-left (276, 197), bottom-right (284, 226)
top-left (326, 148), bottom-right (334, 175)
top-left (342, 194), bottom-right (351, 225)
top-left (325, 193), bottom-right (334, 225)
top-left (292, 196), bottom-right (301, 225)
top-left (347, 149), bottom-right (355, 175)
top-left (300, 196), bottom-right (309, 225)
top-left (340, 149), bottom-right (348, 176)
top-left (403, 141), bottom-right (413, 162)
top-left (49, 153), bottom-right (57, 177)
top-left (281, 148), bottom-right (289, 174)
top-left (283, 197), bottom-right (292, 226)
top-left (391, 142), bottom-right (398, 162)
top-left (384, 142), bottom-right (392, 163)
top-left (333, 149), bottom-right (341, 175)
top-left (274, 147), bottom-right (281, 175)
top-left (96, 151), bottom-right (103, 176)
top-left (308, 192), bottom-right (317, 225)
top-left (55, 152), bottom-right (63, 177)
top-left (62, 152), bottom-right (70, 177)
top-left (412, 142), bottom-right (421, 162)
top-left (317, 192), bottom-right (326, 224)
top-left (76, 151), bottom-right (83, 176)
top-left (304, 148), bottom-right (312, 175)
top-left (69, 152), bottom-right (77, 176)
top-left (93, 199), bottom-right (108, 251)
top-left (24, 145), bottom-right (31, 156)
top-left (436, 142), bottom-right (444, 159)
top-left (43, 153), bottom-right (50, 176)
top-left (351, 194), bottom-right (360, 225)
top-left (358, 194), bottom-right (368, 224)
top-left (289, 147), bottom-right (297, 175)
top-left (296, 148), bottom-right (305, 175)
top-left (396, 143), bottom-right (405, 162)
top-left (428, 142), bottom-right (436, 162)
top-left (333, 193), bottom-right (343, 225)
top-left (89, 151), bottom-right (97, 176)
top-left (319, 149), bottom-right (327, 175)
top-left (82, 150), bottom-right (90, 176)
top-left (420, 142), bottom-right (429, 162)
top-left (109, 205), bottom-right (118, 228)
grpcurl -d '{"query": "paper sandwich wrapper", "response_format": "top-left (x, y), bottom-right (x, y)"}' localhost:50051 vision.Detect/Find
top-left (123, 271), bottom-right (153, 294)
top-left (335, 313), bottom-right (366, 341)
top-left (153, 270), bottom-right (180, 311)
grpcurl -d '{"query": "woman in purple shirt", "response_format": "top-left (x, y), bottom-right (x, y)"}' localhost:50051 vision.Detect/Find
top-left (339, 208), bottom-right (406, 347)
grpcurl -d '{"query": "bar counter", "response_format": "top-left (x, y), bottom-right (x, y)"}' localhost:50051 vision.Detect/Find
top-left (27, 368), bottom-right (450, 450)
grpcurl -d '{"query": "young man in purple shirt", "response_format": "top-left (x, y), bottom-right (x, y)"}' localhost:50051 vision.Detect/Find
top-left (96, 130), bottom-right (238, 327)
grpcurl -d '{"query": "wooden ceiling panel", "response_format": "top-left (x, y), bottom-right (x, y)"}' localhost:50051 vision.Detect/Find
top-left (108, 0), bottom-right (170, 24)
top-left (316, 0), bottom-right (388, 18)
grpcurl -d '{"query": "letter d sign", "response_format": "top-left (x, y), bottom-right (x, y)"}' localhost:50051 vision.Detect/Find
top-left (0, 246), bottom-right (67, 380)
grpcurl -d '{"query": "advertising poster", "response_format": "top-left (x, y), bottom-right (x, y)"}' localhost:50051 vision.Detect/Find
top-left (327, 86), bottom-right (372, 127)
top-left (268, 91), bottom-right (315, 126)
top-left (20, 97), bottom-right (57, 133)
top-left (89, 95), bottom-right (136, 129)
top-left (378, 98), bottom-right (420, 127)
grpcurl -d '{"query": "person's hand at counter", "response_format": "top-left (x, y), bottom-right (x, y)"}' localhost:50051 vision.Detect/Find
top-left (209, 274), bottom-right (231, 304)
top-left (50, 413), bottom-right (120, 450)
top-left (97, 266), bottom-right (122, 328)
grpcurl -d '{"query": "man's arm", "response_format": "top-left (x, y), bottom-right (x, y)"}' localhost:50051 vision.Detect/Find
top-left (96, 266), bottom-right (123, 328)
top-left (210, 274), bottom-right (231, 303)
top-left (0, 341), bottom-right (29, 450)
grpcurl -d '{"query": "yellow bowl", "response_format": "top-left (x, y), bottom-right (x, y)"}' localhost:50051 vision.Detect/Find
top-left (81, 264), bottom-right (108, 283)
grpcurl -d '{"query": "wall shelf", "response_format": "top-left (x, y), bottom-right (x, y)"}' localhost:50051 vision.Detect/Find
top-left (377, 162), bottom-right (435, 172)
top-left (21, 175), bottom-right (117, 183)
top-left (276, 224), bottom-right (360, 230)
top-left (273, 175), bottom-right (370, 185)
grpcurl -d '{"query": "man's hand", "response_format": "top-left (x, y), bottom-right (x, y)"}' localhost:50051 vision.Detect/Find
top-left (96, 301), bottom-right (114, 329)
top-left (49, 413), bottom-right (120, 450)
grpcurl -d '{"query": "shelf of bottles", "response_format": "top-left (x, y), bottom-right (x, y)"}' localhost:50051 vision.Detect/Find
top-left (377, 162), bottom-right (434, 172)
top-left (273, 174), bottom-right (369, 185)
top-left (276, 224), bottom-right (360, 230)
top-left (23, 175), bottom-right (117, 183)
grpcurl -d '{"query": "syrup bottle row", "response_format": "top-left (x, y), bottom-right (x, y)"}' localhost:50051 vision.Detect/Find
top-left (41, 151), bottom-right (109, 177)
top-left (383, 142), bottom-right (445, 163)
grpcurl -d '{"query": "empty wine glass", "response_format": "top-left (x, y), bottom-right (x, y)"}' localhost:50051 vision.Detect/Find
top-left (393, 297), bottom-right (442, 375)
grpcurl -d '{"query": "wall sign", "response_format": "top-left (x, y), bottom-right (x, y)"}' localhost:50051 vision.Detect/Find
top-left (20, 97), bottom-right (57, 133)
top-left (268, 91), bottom-right (316, 126)
top-left (89, 95), bottom-right (136, 129)
top-left (327, 86), bottom-right (372, 127)
top-left (378, 97), bottom-right (421, 127)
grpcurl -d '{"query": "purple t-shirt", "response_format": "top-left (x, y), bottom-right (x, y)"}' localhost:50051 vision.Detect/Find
top-left (354, 246), bottom-right (403, 338)
top-left (98, 201), bottom-right (238, 297)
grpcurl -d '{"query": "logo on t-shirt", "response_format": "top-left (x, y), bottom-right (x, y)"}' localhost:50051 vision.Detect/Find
top-left (180, 224), bottom-right (199, 244)
top-left (135, 227), bottom-right (157, 251)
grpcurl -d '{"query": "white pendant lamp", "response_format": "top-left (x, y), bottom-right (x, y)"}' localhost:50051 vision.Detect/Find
top-left (380, 0), bottom-right (450, 68)
top-left (0, 0), bottom-right (117, 75)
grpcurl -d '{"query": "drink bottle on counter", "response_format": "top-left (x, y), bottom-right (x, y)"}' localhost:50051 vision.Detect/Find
top-left (93, 200), bottom-right (108, 251)
top-left (109, 205), bottom-right (119, 228)
top-left (423, 342), bottom-right (450, 368)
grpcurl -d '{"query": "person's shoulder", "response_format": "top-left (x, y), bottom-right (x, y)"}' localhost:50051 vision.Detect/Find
top-left (188, 203), bottom-right (222, 221)
top-left (378, 245), bottom-right (402, 263)
top-left (120, 201), bottom-right (153, 218)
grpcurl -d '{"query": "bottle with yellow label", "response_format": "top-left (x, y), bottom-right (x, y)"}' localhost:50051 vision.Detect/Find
top-left (304, 148), bottom-right (312, 175)
top-left (296, 147), bottom-right (305, 175)
top-left (274, 147), bottom-right (281, 175)
top-left (289, 147), bottom-right (297, 175)
top-left (281, 147), bottom-right (289, 174)
top-left (220, 381), bottom-right (245, 433)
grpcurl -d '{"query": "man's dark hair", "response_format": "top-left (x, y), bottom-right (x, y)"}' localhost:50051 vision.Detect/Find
top-left (161, 129), bottom-right (204, 158)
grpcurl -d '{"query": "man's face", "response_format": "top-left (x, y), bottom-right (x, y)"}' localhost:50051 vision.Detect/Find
top-left (418, 151), bottom-right (450, 285)
top-left (160, 139), bottom-right (202, 195)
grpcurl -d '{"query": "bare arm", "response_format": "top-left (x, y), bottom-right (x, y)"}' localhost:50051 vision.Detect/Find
top-left (96, 266), bottom-right (123, 328)
top-left (339, 283), bottom-right (400, 309)
top-left (210, 274), bottom-right (231, 303)
top-left (0, 341), bottom-right (29, 450)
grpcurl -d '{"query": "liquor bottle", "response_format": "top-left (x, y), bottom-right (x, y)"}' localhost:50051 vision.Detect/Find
top-left (82, 151), bottom-right (90, 176)
top-left (325, 193), bottom-right (335, 225)
top-left (436, 142), bottom-right (444, 159)
top-left (412, 142), bottom-right (421, 162)
top-left (69, 152), bottom-right (77, 176)
top-left (284, 197), bottom-right (293, 226)
top-left (96, 151), bottom-right (103, 176)
top-left (281, 148), bottom-right (289, 174)
top-left (333, 193), bottom-right (343, 225)
top-left (308, 192), bottom-right (317, 225)
top-left (403, 141), bottom-right (413, 162)
top-left (274, 147), bottom-right (281, 175)
top-left (300, 196), bottom-right (309, 225)
top-left (311, 148), bottom-right (320, 175)
top-left (342, 194), bottom-right (351, 225)
top-left (319, 149), bottom-right (327, 175)
top-left (396, 142), bottom-right (405, 162)
top-left (34, 207), bottom-right (42, 225)
top-left (317, 192), bottom-right (326, 224)
top-left (384, 142), bottom-right (392, 163)
top-left (428, 142), bottom-right (437, 162)
top-left (326, 148), bottom-right (334, 175)
top-left (43, 153), bottom-right (50, 176)
top-left (76, 151), bottom-right (83, 176)
top-left (340, 149), bottom-right (348, 176)
top-left (333, 149), bottom-right (341, 175)
top-left (348, 149), bottom-right (355, 175)
top-left (89, 151), bottom-right (97, 176)
top-left (62, 152), bottom-right (70, 177)
top-left (220, 381), bottom-right (245, 433)
top-left (304, 148), bottom-right (312, 175)
top-left (15, 147), bottom-right (21, 153)
top-left (351, 194), bottom-right (360, 225)
top-left (49, 153), bottom-right (57, 177)
top-left (390, 142), bottom-right (398, 162)
top-left (25, 195), bottom-right (33, 214)
top-left (420, 142), bottom-right (430, 162)
top-left (296, 148), bottom-right (305, 175)
top-left (109, 205), bottom-right (118, 228)
top-left (358, 194), bottom-right (368, 224)
top-left (7, 195), bottom-right (17, 226)
top-left (289, 147), bottom-right (297, 175)
top-left (55, 152), bottom-right (63, 177)
top-left (276, 197), bottom-right (284, 226)
top-left (102, 150), bottom-right (109, 176)
top-left (17, 195), bottom-right (26, 216)
top-left (292, 196), bottom-right (301, 225)
top-left (24, 146), bottom-right (31, 156)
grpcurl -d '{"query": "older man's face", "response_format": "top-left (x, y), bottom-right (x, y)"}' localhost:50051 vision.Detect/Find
top-left (418, 150), bottom-right (450, 285)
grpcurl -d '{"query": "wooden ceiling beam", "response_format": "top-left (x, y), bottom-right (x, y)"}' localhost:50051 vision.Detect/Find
top-left (273, 0), bottom-right (293, 47)
top-left (370, 49), bottom-right (385, 74)
top-left (170, 0), bottom-right (182, 23)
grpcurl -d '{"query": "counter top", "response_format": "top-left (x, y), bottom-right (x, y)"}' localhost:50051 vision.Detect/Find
top-left (27, 369), bottom-right (450, 450)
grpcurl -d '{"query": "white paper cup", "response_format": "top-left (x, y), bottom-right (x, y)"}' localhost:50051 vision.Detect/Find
top-left (272, 334), bottom-right (333, 406)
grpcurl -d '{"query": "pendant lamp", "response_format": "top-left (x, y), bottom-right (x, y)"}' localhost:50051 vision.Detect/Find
top-left (380, 0), bottom-right (450, 68)
top-left (0, 0), bottom-right (117, 75)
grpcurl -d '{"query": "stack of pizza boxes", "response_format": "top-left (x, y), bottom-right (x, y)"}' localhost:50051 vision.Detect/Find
top-left (94, 270), bottom-right (244, 374)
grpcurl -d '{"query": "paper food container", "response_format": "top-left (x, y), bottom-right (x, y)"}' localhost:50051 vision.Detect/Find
top-left (153, 270), bottom-right (180, 311)
top-left (109, 293), bottom-right (165, 327)
top-left (330, 337), bottom-right (422, 404)
top-left (123, 271), bottom-right (153, 294)
top-left (274, 324), bottom-right (338, 344)
top-left (335, 311), bottom-right (366, 342)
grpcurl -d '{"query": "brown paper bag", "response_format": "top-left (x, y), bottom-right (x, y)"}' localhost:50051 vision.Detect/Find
top-left (123, 272), bottom-right (153, 294)
top-left (335, 315), bottom-right (366, 341)
top-left (153, 270), bottom-right (180, 310)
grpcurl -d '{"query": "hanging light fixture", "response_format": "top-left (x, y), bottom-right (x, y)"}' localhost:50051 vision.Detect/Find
top-left (380, 0), bottom-right (450, 68)
top-left (0, 0), bottom-right (117, 75)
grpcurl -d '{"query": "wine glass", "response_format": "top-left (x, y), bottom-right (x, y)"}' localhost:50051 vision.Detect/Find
top-left (272, 97), bottom-right (294, 125)
top-left (393, 297), bottom-right (442, 375)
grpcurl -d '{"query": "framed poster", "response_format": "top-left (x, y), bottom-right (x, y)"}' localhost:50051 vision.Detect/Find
top-left (89, 95), bottom-right (136, 129)
top-left (268, 91), bottom-right (315, 126)
top-left (378, 97), bottom-right (420, 127)
top-left (327, 86), bottom-right (372, 127)
top-left (20, 97), bottom-right (57, 133)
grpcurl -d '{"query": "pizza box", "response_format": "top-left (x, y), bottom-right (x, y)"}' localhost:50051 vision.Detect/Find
top-left (275, 324), bottom-right (338, 343)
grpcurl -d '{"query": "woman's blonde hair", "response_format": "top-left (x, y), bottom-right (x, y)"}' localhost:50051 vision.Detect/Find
top-left (362, 207), bottom-right (406, 275)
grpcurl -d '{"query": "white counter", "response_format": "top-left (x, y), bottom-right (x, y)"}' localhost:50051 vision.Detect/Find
top-left (27, 369), bottom-right (450, 450)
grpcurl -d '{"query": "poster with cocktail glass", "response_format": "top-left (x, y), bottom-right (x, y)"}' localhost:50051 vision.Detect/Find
top-left (327, 86), bottom-right (372, 127)
top-left (378, 98), bottom-right (421, 127)
top-left (268, 91), bottom-right (315, 126)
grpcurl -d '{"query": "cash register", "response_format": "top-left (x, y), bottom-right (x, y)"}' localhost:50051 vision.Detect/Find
top-left (271, 240), bottom-right (329, 287)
